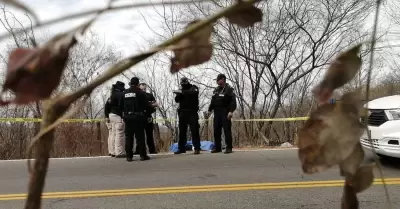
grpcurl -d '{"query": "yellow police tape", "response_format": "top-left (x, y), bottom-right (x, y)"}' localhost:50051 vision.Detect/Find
top-left (0, 117), bottom-right (309, 123)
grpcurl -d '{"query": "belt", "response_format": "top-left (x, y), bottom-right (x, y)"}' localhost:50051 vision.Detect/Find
top-left (126, 112), bottom-right (144, 115)
top-left (178, 108), bottom-right (198, 111)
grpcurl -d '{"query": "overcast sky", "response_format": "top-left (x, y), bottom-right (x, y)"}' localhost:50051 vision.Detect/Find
top-left (10, 0), bottom-right (161, 56)
top-left (0, 0), bottom-right (187, 90)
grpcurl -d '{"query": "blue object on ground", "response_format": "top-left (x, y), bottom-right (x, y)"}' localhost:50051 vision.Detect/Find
top-left (200, 141), bottom-right (215, 151)
top-left (169, 140), bottom-right (215, 152)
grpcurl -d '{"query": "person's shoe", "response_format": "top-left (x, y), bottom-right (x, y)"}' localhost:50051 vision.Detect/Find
top-left (140, 155), bottom-right (150, 161)
top-left (174, 150), bottom-right (186, 154)
top-left (126, 158), bottom-right (133, 162)
top-left (108, 153), bottom-right (112, 156)
top-left (224, 148), bottom-right (233, 154)
top-left (149, 151), bottom-right (158, 154)
top-left (211, 149), bottom-right (222, 153)
top-left (111, 154), bottom-right (116, 157)
top-left (194, 150), bottom-right (201, 155)
top-left (115, 154), bottom-right (126, 158)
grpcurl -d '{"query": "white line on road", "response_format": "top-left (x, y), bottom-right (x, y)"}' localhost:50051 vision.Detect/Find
top-left (0, 148), bottom-right (298, 162)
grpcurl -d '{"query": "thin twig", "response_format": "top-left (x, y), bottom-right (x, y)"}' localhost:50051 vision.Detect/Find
top-left (364, 0), bottom-right (392, 208)
top-left (0, 0), bottom-right (215, 42)
top-left (26, 94), bottom-right (90, 173)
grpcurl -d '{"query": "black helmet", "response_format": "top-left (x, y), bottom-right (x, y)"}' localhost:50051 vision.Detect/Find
top-left (180, 77), bottom-right (189, 85)
top-left (129, 77), bottom-right (140, 86)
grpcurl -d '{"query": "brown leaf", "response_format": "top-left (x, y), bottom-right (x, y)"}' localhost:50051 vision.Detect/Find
top-left (297, 90), bottom-right (364, 174)
top-left (312, 44), bottom-right (362, 103)
top-left (0, 0), bottom-right (39, 23)
top-left (339, 142), bottom-right (364, 178)
top-left (224, 1), bottom-right (263, 28)
top-left (341, 182), bottom-right (359, 209)
top-left (297, 116), bottom-right (330, 173)
top-left (351, 164), bottom-right (375, 193)
top-left (169, 20), bottom-right (213, 73)
top-left (0, 21), bottom-right (92, 105)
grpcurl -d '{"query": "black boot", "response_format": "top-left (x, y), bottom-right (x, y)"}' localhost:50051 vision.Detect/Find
top-left (174, 150), bottom-right (186, 154)
top-left (211, 148), bottom-right (222, 153)
top-left (194, 150), bottom-right (201, 155)
top-left (115, 154), bottom-right (126, 158)
top-left (140, 155), bottom-right (150, 161)
top-left (224, 148), bottom-right (232, 154)
top-left (126, 157), bottom-right (133, 162)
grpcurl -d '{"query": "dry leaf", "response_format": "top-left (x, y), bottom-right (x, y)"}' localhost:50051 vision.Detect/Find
top-left (339, 142), bottom-right (364, 179)
top-left (0, 21), bottom-right (93, 105)
top-left (169, 19), bottom-right (213, 73)
top-left (299, 89), bottom-right (368, 209)
top-left (224, 0), bottom-right (263, 28)
top-left (351, 164), bottom-right (375, 193)
top-left (297, 90), bottom-right (364, 174)
top-left (312, 44), bottom-right (362, 103)
top-left (0, 0), bottom-right (39, 23)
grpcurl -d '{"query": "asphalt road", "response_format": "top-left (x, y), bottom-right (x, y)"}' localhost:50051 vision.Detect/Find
top-left (0, 149), bottom-right (400, 209)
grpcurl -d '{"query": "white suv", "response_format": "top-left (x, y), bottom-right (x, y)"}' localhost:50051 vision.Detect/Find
top-left (360, 95), bottom-right (400, 158)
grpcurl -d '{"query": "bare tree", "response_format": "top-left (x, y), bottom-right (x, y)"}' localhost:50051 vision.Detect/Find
top-left (152, 0), bottom-right (378, 145)
top-left (60, 30), bottom-right (120, 119)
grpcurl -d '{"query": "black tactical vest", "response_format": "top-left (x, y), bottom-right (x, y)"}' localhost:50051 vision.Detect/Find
top-left (123, 92), bottom-right (139, 115)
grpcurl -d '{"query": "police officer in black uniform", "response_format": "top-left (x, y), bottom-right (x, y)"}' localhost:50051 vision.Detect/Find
top-left (173, 77), bottom-right (201, 155)
top-left (119, 77), bottom-right (152, 162)
top-left (207, 74), bottom-right (237, 154)
top-left (134, 82), bottom-right (158, 154)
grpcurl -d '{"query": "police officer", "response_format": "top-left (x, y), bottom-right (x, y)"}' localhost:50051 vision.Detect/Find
top-left (104, 81), bottom-right (126, 158)
top-left (134, 82), bottom-right (158, 154)
top-left (173, 77), bottom-right (201, 155)
top-left (119, 77), bottom-right (152, 162)
top-left (207, 74), bottom-right (237, 154)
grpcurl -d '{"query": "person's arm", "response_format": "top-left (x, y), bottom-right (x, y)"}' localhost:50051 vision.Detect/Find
top-left (142, 92), bottom-right (152, 114)
top-left (181, 85), bottom-right (199, 96)
top-left (227, 87), bottom-right (237, 113)
top-left (118, 93), bottom-right (125, 118)
top-left (149, 93), bottom-right (158, 107)
top-left (104, 99), bottom-right (111, 120)
top-left (208, 88), bottom-right (218, 113)
top-left (208, 88), bottom-right (217, 112)
top-left (174, 93), bottom-right (182, 103)
top-left (208, 99), bottom-right (214, 112)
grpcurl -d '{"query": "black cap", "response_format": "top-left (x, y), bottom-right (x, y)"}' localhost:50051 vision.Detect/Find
top-left (180, 77), bottom-right (189, 84)
top-left (216, 73), bottom-right (226, 81)
top-left (115, 81), bottom-right (125, 87)
top-left (130, 77), bottom-right (140, 86)
top-left (112, 81), bottom-right (125, 90)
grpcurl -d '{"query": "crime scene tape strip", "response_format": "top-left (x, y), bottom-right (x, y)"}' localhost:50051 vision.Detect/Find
top-left (0, 117), bottom-right (309, 123)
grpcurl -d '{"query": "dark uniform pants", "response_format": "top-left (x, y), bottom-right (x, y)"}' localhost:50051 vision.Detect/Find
top-left (135, 117), bottom-right (156, 154)
top-left (213, 109), bottom-right (233, 150)
top-left (178, 111), bottom-right (201, 151)
top-left (124, 114), bottom-right (147, 158)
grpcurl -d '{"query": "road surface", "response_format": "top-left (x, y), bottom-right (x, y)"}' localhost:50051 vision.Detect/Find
top-left (0, 149), bottom-right (399, 209)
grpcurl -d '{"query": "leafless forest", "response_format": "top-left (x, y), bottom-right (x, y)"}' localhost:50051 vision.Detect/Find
top-left (0, 0), bottom-right (399, 160)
